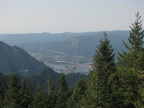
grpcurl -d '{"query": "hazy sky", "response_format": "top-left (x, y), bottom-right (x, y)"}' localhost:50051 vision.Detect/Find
top-left (0, 0), bottom-right (144, 33)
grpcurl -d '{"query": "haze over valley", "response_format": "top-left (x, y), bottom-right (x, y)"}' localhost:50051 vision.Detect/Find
top-left (0, 30), bottom-right (129, 74)
top-left (0, 0), bottom-right (142, 75)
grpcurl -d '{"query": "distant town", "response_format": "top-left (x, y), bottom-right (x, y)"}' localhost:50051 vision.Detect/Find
top-left (30, 50), bottom-right (92, 74)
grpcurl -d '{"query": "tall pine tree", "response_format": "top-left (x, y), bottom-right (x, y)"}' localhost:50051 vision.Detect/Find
top-left (118, 12), bottom-right (144, 70)
top-left (3, 74), bottom-right (20, 108)
top-left (84, 32), bottom-right (116, 108)
top-left (56, 74), bottom-right (69, 108)
top-left (67, 78), bottom-right (87, 108)
top-left (45, 79), bottom-right (56, 108)
top-left (0, 79), bottom-right (4, 108)
top-left (32, 85), bottom-right (45, 108)
top-left (18, 78), bottom-right (32, 108)
top-left (118, 12), bottom-right (144, 107)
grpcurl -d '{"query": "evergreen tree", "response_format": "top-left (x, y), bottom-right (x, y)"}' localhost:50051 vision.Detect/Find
top-left (3, 74), bottom-right (20, 108)
top-left (108, 66), bottom-right (140, 108)
top-left (18, 78), bottom-right (32, 108)
top-left (84, 32), bottom-right (116, 108)
top-left (118, 12), bottom-right (144, 107)
top-left (32, 86), bottom-right (45, 108)
top-left (67, 78), bottom-right (87, 108)
top-left (0, 80), bottom-right (4, 108)
top-left (56, 74), bottom-right (69, 108)
top-left (45, 79), bottom-right (56, 108)
top-left (118, 12), bottom-right (144, 70)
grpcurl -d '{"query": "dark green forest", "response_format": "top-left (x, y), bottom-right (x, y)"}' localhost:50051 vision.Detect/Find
top-left (0, 12), bottom-right (144, 108)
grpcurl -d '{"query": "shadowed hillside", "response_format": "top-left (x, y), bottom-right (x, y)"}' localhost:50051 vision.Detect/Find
top-left (0, 41), bottom-right (47, 76)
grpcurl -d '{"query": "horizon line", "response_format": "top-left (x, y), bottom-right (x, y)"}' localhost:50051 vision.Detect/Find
top-left (0, 29), bottom-right (130, 35)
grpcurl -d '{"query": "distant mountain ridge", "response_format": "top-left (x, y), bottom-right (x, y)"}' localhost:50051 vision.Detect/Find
top-left (0, 41), bottom-right (47, 76)
top-left (37, 30), bottom-right (129, 57)
top-left (0, 30), bottom-right (130, 56)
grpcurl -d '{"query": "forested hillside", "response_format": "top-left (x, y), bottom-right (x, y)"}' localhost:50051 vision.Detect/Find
top-left (0, 41), bottom-right (47, 76)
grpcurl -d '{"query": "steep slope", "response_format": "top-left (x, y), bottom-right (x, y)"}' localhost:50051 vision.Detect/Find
top-left (0, 41), bottom-right (47, 76)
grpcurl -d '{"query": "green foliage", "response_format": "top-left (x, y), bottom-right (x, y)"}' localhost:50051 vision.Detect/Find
top-left (0, 69), bottom-right (86, 108)
top-left (32, 86), bottom-right (45, 108)
top-left (118, 12), bottom-right (144, 70)
top-left (109, 66), bottom-right (140, 108)
top-left (18, 78), bottom-right (32, 108)
top-left (45, 79), bottom-right (56, 108)
top-left (0, 79), bottom-right (4, 108)
top-left (84, 32), bottom-right (116, 108)
top-left (67, 78), bottom-right (87, 108)
top-left (3, 74), bottom-right (20, 108)
top-left (26, 68), bottom-right (86, 93)
top-left (56, 74), bottom-right (70, 108)
top-left (117, 12), bottom-right (144, 107)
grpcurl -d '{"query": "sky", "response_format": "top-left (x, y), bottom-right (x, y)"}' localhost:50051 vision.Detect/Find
top-left (0, 0), bottom-right (144, 34)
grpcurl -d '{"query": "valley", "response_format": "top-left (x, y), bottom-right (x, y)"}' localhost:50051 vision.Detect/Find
top-left (0, 30), bottom-right (129, 74)
top-left (29, 50), bottom-right (92, 74)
